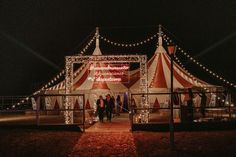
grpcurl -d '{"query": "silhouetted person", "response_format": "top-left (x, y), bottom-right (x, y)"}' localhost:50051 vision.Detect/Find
top-left (111, 96), bottom-right (115, 116)
top-left (116, 95), bottom-right (122, 116)
top-left (105, 94), bottom-right (115, 122)
top-left (96, 95), bottom-right (105, 122)
top-left (199, 91), bottom-right (207, 117)
top-left (187, 88), bottom-right (194, 122)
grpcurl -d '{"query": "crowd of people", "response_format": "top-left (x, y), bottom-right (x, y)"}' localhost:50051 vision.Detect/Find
top-left (96, 94), bottom-right (123, 122)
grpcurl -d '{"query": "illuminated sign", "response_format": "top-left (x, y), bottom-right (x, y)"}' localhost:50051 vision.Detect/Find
top-left (88, 63), bottom-right (130, 83)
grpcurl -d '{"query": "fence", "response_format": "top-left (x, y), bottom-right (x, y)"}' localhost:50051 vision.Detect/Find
top-left (0, 94), bottom-right (87, 131)
top-left (130, 90), bottom-right (236, 125)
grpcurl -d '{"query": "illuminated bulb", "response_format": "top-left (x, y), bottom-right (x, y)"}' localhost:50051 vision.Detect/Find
top-left (231, 104), bottom-right (234, 107)
top-left (226, 101), bottom-right (229, 105)
top-left (218, 97), bottom-right (220, 100)
top-left (222, 99), bottom-right (225, 102)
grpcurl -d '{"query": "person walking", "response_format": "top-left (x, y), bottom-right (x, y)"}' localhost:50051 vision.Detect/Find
top-left (187, 88), bottom-right (194, 122)
top-left (96, 95), bottom-right (105, 122)
top-left (105, 94), bottom-right (115, 122)
top-left (116, 95), bottom-right (122, 116)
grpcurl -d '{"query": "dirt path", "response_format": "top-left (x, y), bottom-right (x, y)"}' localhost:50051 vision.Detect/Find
top-left (70, 132), bottom-right (137, 157)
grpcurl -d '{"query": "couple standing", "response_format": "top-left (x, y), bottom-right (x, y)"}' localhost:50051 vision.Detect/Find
top-left (96, 94), bottom-right (115, 122)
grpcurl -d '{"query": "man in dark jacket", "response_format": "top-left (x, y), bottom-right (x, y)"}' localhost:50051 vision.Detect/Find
top-left (105, 94), bottom-right (115, 122)
top-left (96, 95), bottom-right (105, 122)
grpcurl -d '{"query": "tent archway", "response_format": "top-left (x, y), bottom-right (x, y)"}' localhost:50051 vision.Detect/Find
top-left (64, 55), bottom-right (148, 124)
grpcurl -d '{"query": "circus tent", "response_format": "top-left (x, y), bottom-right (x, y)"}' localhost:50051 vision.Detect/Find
top-left (45, 34), bottom-right (128, 109)
top-left (45, 30), bottom-right (217, 110)
top-left (128, 35), bottom-right (216, 107)
top-left (130, 35), bottom-right (211, 92)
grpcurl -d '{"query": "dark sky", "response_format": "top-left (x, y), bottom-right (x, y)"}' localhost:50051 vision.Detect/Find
top-left (0, 0), bottom-right (236, 95)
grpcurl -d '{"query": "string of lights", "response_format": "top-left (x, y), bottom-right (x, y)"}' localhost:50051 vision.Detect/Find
top-left (15, 35), bottom-right (96, 107)
top-left (100, 33), bottom-right (157, 47)
top-left (162, 36), bottom-right (199, 83)
top-left (162, 33), bottom-right (236, 89)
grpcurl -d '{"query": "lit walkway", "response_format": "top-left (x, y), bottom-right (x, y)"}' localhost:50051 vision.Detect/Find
top-left (70, 113), bottom-right (138, 157)
top-left (86, 113), bottom-right (131, 132)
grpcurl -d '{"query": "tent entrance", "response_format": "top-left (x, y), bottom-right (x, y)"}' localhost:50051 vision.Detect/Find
top-left (64, 55), bottom-right (148, 124)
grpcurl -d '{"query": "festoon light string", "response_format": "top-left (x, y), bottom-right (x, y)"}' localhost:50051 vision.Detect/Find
top-left (15, 34), bottom-right (96, 107)
top-left (162, 33), bottom-right (236, 89)
top-left (100, 34), bottom-right (157, 47)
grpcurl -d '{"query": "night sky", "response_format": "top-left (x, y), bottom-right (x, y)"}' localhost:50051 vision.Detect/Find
top-left (0, 0), bottom-right (236, 95)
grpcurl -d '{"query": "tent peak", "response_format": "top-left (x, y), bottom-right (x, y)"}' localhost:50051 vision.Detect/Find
top-left (154, 37), bottom-right (166, 54)
top-left (92, 27), bottom-right (102, 55)
top-left (157, 25), bottom-right (163, 47)
top-left (154, 25), bottom-right (166, 54)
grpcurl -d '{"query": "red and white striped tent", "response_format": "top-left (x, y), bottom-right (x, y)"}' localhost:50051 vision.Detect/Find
top-left (46, 38), bottom-right (128, 109)
top-left (129, 36), bottom-right (214, 107)
top-left (46, 35), bottom-right (215, 109)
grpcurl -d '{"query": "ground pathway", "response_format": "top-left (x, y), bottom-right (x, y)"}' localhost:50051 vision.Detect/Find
top-left (69, 113), bottom-right (138, 157)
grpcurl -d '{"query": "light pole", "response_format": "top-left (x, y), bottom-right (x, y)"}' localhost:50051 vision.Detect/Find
top-left (167, 45), bottom-right (176, 150)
